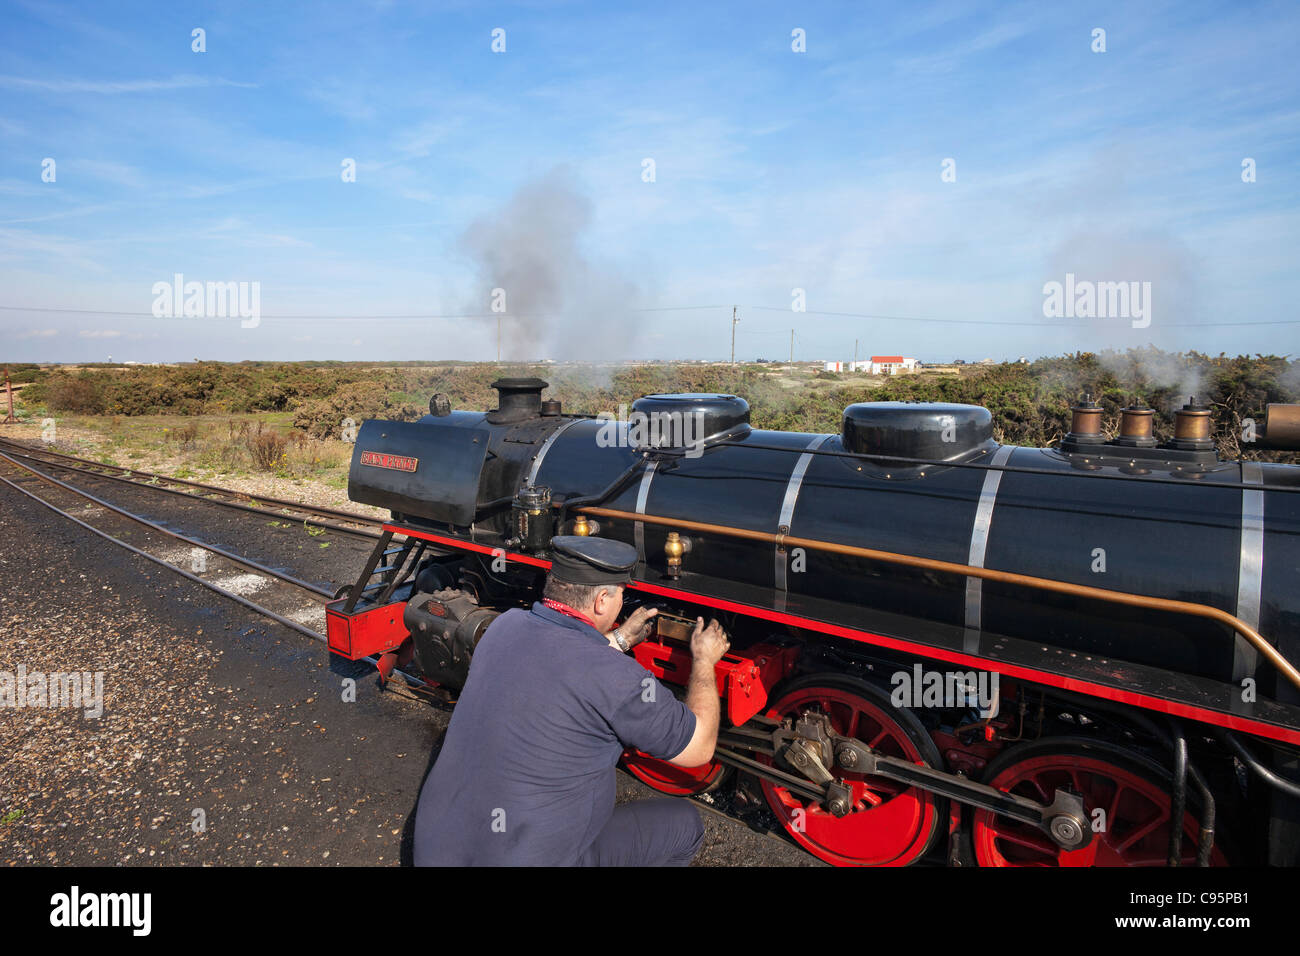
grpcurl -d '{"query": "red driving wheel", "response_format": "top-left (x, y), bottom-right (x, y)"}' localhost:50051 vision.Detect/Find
top-left (622, 749), bottom-right (729, 796)
top-left (757, 675), bottom-right (945, 867)
top-left (971, 738), bottom-right (1229, 867)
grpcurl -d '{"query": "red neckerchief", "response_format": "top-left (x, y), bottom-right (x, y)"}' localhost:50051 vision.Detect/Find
top-left (541, 598), bottom-right (599, 631)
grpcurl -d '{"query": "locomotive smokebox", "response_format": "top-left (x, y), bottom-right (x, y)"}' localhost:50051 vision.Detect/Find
top-left (487, 377), bottom-right (549, 424)
top-left (841, 402), bottom-right (995, 463)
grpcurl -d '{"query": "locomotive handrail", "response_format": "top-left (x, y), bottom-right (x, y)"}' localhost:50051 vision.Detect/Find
top-left (576, 505), bottom-right (1300, 694)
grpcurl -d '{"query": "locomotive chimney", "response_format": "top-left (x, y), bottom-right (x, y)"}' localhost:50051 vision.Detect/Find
top-left (487, 377), bottom-right (548, 424)
top-left (1168, 398), bottom-right (1214, 452)
top-left (1114, 405), bottom-right (1157, 448)
top-left (1065, 393), bottom-right (1104, 446)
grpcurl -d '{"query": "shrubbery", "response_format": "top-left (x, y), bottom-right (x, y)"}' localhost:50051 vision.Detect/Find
top-left (43, 373), bottom-right (106, 414)
top-left (245, 422), bottom-right (289, 471)
top-left (292, 381), bottom-right (424, 439)
top-left (18, 351), bottom-right (1299, 462)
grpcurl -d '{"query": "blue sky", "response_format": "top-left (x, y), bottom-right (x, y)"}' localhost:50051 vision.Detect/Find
top-left (1, 0), bottom-right (1297, 364)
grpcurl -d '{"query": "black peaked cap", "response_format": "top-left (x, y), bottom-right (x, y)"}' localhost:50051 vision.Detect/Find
top-left (549, 535), bottom-right (638, 586)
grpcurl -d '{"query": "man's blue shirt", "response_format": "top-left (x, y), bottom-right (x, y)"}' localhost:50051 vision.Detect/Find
top-left (413, 602), bottom-right (697, 865)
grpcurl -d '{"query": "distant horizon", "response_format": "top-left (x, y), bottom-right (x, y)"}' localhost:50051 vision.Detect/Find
top-left (7, 346), bottom-right (1291, 369)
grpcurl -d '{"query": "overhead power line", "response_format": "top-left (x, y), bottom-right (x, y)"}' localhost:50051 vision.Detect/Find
top-left (0, 304), bottom-right (734, 320)
top-left (2, 303), bottom-right (1298, 328)
top-left (745, 306), bottom-right (1300, 329)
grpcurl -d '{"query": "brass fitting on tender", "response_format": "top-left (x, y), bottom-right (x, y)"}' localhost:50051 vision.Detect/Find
top-left (573, 514), bottom-right (590, 536)
top-left (664, 531), bottom-right (686, 579)
top-left (1262, 404), bottom-right (1300, 450)
top-left (1115, 405), bottom-right (1157, 448)
top-left (1066, 392), bottom-right (1104, 446)
top-left (1170, 397), bottom-right (1214, 451)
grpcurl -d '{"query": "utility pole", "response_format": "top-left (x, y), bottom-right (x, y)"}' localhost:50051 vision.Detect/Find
top-left (3, 367), bottom-right (15, 424)
top-left (854, 338), bottom-right (859, 367)
top-left (730, 306), bottom-right (738, 365)
top-left (497, 315), bottom-right (502, 363)
top-left (789, 329), bottom-right (794, 364)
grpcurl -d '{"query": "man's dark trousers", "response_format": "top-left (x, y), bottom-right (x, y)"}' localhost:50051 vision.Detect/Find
top-left (575, 798), bottom-right (704, 866)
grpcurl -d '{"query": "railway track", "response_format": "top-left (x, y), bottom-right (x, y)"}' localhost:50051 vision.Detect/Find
top-left (0, 448), bottom-right (433, 699)
top-left (0, 441), bottom-right (815, 861)
top-left (0, 436), bottom-right (385, 540)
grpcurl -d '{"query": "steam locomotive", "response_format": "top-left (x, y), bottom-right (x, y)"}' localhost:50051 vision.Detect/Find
top-left (326, 377), bottom-right (1300, 866)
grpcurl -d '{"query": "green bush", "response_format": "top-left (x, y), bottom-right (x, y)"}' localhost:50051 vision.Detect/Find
top-left (13, 352), bottom-right (1297, 463)
top-left (44, 373), bottom-right (106, 414)
top-left (292, 381), bottom-right (423, 439)
top-left (246, 423), bottom-right (288, 471)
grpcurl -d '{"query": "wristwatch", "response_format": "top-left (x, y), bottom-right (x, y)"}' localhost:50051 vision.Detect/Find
top-left (611, 628), bottom-right (631, 652)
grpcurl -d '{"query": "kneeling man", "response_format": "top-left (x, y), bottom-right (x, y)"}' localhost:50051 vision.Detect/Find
top-left (413, 535), bottom-right (729, 866)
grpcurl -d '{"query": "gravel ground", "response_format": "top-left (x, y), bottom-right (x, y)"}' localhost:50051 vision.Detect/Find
top-left (0, 464), bottom-right (816, 867)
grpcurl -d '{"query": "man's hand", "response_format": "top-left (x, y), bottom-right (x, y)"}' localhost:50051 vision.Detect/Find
top-left (668, 618), bottom-right (729, 768)
top-left (690, 617), bottom-right (729, 665)
top-left (608, 606), bottom-right (657, 651)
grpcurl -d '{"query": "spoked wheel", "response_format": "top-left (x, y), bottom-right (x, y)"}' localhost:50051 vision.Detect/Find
top-left (972, 738), bottom-right (1229, 867)
top-left (622, 749), bottom-right (730, 796)
top-left (757, 675), bottom-right (945, 867)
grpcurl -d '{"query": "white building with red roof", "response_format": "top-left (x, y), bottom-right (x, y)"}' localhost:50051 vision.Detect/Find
top-left (867, 356), bottom-right (917, 375)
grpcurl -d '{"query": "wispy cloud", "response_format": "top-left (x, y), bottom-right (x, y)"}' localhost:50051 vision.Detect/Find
top-left (0, 227), bottom-right (110, 274)
top-left (72, 159), bottom-right (149, 189)
top-left (0, 203), bottom-right (123, 225)
top-left (0, 73), bottom-right (257, 94)
top-left (894, 18), bottom-right (1035, 74)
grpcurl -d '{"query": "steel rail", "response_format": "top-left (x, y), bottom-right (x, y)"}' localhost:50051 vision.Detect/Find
top-left (0, 437), bottom-right (385, 531)
top-left (0, 450), bottom-right (334, 599)
top-left (577, 505), bottom-right (1300, 694)
top-left (0, 443), bottom-right (383, 543)
top-left (0, 462), bottom-right (428, 688)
